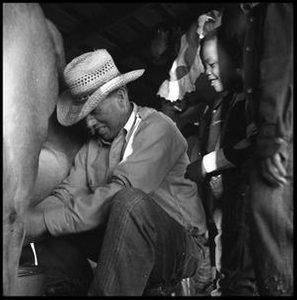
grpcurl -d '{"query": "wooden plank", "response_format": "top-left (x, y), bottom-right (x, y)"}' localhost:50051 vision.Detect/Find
top-left (132, 5), bottom-right (165, 28)
top-left (64, 3), bottom-right (150, 50)
top-left (150, 3), bottom-right (176, 24)
top-left (59, 3), bottom-right (105, 22)
top-left (124, 16), bottom-right (151, 34)
top-left (105, 22), bottom-right (139, 44)
top-left (40, 3), bottom-right (81, 35)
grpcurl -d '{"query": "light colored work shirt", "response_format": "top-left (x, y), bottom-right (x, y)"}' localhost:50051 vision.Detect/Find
top-left (43, 103), bottom-right (207, 236)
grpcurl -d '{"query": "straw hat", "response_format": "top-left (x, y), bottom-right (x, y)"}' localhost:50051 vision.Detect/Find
top-left (57, 49), bottom-right (145, 126)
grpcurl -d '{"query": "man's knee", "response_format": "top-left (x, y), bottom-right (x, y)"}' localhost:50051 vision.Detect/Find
top-left (111, 187), bottom-right (147, 206)
top-left (110, 187), bottom-right (154, 217)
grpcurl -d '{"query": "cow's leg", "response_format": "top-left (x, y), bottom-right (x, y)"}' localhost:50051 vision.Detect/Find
top-left (3, 3), bottom-right (59, 295)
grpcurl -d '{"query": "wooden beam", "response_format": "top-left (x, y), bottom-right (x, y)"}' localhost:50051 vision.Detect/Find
top-left (124, 16), bottom-right (151, 34)
top-left (64, 3), bottom-right (150, 50)
top-left (56, 3), bottom-right (90, 23)
top-left (41, 3), bottom-right (81, 27)
top-left (151, 3), bottom-right (177, 24)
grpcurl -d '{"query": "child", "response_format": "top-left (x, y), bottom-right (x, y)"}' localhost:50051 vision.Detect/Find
top-left (185, 27), bottom-right (256, 296)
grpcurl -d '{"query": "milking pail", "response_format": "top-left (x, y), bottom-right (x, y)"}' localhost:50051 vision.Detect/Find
top-left (13, 265), bottom-right (46, 296)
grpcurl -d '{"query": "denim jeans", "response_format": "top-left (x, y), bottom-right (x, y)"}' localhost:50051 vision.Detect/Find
top-left (34, 188), bottom-right (206, 296)
top-left (248, 143), bottom-right (293, 295)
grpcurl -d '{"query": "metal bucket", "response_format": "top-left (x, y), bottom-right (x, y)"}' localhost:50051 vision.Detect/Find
top-left (13, 266), bottom-right (45, 296)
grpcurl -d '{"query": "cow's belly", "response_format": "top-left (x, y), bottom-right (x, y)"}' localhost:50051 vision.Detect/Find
top-left (31, 113), bottom-right (87, 207)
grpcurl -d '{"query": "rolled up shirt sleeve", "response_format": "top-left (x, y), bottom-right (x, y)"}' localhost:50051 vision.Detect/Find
top-left (202, 148), bottom-right (235, 174)
top-left (43, 143), bottom-right (91, 235)
top-left (44, 114), bottom-right (186, 236)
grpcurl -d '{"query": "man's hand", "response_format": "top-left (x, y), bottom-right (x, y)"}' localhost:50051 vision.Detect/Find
top-left (23, 208), bottom-right (48, 246)
top-left (258, 151), bottom-right (287, 186)
top-left (185, 158), bottom-right (207, 183)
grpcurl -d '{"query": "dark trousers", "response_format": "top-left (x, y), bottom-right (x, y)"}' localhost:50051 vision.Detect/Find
top-left (213, 185), bottom-right (256, 296)
top-left (206, 170), bottom-right (256, 296)
top-left (248, 144), bottom-right (293, 296)
top-left (34, 188), bottom-right (206, 296)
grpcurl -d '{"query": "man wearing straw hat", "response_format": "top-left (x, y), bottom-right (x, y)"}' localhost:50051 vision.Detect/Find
top-left (23, 49), bottom-right (208, 296)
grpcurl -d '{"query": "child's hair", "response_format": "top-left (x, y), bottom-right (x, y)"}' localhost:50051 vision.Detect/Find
top-left (200, 26), bottom-right (243, 69)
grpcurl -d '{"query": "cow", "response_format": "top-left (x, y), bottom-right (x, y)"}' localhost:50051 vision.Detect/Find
top-left (3, 3), bottom-right (85, 295)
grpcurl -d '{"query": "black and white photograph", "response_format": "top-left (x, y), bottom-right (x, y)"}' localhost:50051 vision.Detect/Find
top-left (3, 2), bottom-right (293, 296)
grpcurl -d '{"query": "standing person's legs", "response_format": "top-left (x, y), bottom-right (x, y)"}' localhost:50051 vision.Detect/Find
top-left (219, 186), bottom-right (256, 296)
top-left (248, 145), bottom-right (293, 295)
top-left (88, 187), bottom-right (206, 296)
top-left (211, 171), bottom-right (257, 296)
top-left (209, 206), bottom-right (223, 296)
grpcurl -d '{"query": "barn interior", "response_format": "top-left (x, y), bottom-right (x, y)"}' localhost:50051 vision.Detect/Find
top-left (4, 3), bottom-right (293, 297)
top-left (6, 2), bottom-right (226, 296)
top-left (40, 2), bottom-right (224, 110)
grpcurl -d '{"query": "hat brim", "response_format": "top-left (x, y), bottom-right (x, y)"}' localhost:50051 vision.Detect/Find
top-left (57, 69), bottom-right (145, 126)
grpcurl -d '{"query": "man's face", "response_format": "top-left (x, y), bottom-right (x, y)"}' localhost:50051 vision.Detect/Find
top-left (201, 38), bottom-right (235, 92)
top-left (86, 91), bottom-right (124, 141)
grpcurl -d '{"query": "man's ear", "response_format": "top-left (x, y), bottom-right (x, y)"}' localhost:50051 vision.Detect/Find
top-left (116, 87), bottom-right (128, 106)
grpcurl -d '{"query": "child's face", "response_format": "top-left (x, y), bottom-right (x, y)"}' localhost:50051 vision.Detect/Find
top-left (201, 38), bottom-right (236, 93)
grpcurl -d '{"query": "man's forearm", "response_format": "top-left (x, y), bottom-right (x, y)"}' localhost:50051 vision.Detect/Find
top-left (24, 208), bottom-right (49, 245)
